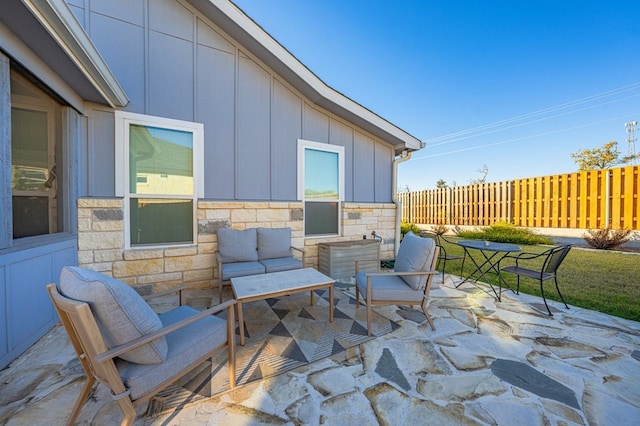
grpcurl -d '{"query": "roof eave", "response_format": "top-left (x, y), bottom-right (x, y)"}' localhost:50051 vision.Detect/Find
top-left (20, 0), bottom-right (128, 108)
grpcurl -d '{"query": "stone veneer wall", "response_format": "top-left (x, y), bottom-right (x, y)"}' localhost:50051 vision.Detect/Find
top-left (77, 198), bottom-right (397, 303)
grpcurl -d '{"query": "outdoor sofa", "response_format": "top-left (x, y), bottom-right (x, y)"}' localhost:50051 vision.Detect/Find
top-left (215, 227), bottom-right (304, 302)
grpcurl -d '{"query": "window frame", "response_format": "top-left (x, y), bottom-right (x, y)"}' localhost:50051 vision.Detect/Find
top-left (115, 111), bottom-right (204, 249)
top-left (297, 139), bottom-right (345, 237)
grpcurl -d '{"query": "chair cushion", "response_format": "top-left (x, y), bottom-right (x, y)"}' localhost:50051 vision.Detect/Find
top-left (116, 305), bottom-right (228, 400)
top-left (355, 272), bottom-right (424, 302)
top-left (59, 266), bottom-right (167, 365)
top-left (393, 232), bottom-right (436, 290)
top-left (257, 227), bottom-right (293, 260)
top-left (217, 228), bottom-right (258, 262)
top-left (260, 257), bottom-right (303, 273)
top-left (221, 261), bottom-right (265, 280)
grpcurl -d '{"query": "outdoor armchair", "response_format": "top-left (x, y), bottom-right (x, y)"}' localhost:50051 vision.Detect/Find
top-left (47, 267), bottom-right (236, 426)
top-left (355, 232), bottom-right (440, 335)
top-left (499, 244), bottom-right (572, 316)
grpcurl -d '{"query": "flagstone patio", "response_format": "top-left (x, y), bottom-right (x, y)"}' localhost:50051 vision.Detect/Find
top-left (2, 275), bottom-right (639, 425)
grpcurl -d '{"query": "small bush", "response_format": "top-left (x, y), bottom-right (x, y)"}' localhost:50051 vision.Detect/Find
top-left (430, 224), bottom-right (449, 235)
top-left (583, 227), bottom-right (634, 250)
top-left (401, 221), bottom-right (421, 237)
top-left (456, 222), bottom-right (553, 245)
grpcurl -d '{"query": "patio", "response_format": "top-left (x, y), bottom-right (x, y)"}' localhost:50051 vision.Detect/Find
top-left (2, 274), bottom-right (639, 425)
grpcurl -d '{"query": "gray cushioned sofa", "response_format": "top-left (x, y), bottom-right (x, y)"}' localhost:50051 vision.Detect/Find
top-left (215, 227), bottom-right (304, 302)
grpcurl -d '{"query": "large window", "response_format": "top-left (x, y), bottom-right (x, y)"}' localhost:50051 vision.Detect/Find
top-left (297, 139), bottom-right (344, 237)
top-left (115, 112), bottom-right (203, 248)
top-left (10, 70), bottom-right (62, 240)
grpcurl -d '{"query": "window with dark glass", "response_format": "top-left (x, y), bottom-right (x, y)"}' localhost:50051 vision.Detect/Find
top-left (11, 71), bottom-right (61, 239)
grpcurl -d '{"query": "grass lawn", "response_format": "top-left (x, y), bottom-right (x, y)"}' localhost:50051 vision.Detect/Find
top-left (435, 237), bottom-right (640, 322)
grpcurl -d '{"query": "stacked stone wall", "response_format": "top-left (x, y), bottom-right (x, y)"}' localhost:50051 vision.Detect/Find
top-left (77, 198), bottom-right (397, 303)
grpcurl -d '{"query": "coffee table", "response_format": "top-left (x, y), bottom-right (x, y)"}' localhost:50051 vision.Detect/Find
top-left (231, 268), bottom-right (335, 345)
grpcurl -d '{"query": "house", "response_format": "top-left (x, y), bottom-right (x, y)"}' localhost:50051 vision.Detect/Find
top-left (0, 0), bottom-right (424, 369)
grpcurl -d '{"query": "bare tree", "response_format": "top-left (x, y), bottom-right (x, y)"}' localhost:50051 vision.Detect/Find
top-left (468, 164), bottom-right (488, 185)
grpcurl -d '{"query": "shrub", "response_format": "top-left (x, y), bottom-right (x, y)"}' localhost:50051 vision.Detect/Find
top-left (430, 224), bottom-right (449, 235)
top-left (401, 221), bottom-right (421, 237)
top-left (456, 222), bottom-right (553, 245)
top-left (583, 227), bottom-right (634, 250)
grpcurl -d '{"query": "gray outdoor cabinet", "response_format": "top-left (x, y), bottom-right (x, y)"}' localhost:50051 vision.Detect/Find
top-left (318, 240), bottom-right (380, 281)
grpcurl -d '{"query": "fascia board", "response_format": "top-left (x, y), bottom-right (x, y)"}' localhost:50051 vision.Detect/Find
top-left (20, 0), bottom-right (128, 108)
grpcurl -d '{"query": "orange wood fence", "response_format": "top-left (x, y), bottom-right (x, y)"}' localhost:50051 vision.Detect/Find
top-left (399, 165), bottom-right (640, 230)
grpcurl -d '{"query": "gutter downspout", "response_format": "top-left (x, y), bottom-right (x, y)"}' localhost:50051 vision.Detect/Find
top-left (392, 150), bottom-right (411, 256)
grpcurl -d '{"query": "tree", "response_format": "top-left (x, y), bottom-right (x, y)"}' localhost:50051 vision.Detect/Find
top-left (468, 164), bottom-right (488, 185)
top-left (436, 179), bottom-right (448, 189)
top-left (570, 141), bottom-right (637, 171)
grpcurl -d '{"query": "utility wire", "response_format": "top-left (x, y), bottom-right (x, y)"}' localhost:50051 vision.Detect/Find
top-left (429, 93), bottom-right (640, 147)
top-left (424, 82), bottom-right (640, 146)
top-left (415, 113), bottom-right (640, 160)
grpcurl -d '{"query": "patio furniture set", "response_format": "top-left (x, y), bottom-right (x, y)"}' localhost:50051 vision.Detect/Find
top-left (46, 227), bottom-right (571, 425)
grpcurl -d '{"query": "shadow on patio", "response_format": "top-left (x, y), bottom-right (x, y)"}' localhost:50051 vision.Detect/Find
top-left (2, 274), bottom-right (639, 425)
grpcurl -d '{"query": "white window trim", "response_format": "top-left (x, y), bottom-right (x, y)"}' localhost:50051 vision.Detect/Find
top-left (115, 111), bottom-right (204, 249)
top-left (297, 139), bottom-right (344, 237)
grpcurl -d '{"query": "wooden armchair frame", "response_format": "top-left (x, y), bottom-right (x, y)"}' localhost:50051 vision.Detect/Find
top-left (354, 245), bottom-right (440, 335)
top-left (47, 283), bottom-right (236, 426)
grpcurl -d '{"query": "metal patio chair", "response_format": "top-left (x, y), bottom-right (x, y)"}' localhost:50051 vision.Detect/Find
top-left (499, 244), bottom-right (572, 316)
top-left (421, 231), bottom-right (465, 283)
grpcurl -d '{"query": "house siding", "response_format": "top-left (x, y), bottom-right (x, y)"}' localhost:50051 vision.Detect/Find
top-left (73, 0), bottom-right (395, 203)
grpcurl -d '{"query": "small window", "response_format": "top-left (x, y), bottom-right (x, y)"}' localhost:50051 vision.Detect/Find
top-left (116, 112), bottom-right (203, 248)
top-left (297, 140), bottom-right (344, 237)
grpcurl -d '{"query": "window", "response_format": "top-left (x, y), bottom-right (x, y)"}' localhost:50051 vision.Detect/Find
top-left (115, 112), bottom-right (203, 248)
top-left (297, 139), bottom-right (344, 236)
top-left (10, 70), bottom-right (62, 240)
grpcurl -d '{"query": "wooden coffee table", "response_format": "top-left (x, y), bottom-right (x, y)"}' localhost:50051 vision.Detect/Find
top-left (231, 268), bottom-right (335, 345)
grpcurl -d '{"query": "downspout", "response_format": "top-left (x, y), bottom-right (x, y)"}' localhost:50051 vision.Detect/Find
top-left (392, 150), bottom-right (412, 256)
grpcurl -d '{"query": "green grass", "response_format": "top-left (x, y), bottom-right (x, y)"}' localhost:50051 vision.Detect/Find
top-left (434, 236), bottom-right (640, 322)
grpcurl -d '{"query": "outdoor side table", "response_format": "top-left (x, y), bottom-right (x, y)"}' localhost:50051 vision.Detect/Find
top-left (456, 240), bottom-right (521, 301)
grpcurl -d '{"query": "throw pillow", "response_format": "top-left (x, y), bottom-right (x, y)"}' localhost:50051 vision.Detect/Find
top-left (59, 266), bottom-right (168, 364)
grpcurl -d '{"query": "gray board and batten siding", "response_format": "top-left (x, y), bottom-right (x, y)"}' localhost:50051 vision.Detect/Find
top-left (75, 0), bottom-right (395, 202)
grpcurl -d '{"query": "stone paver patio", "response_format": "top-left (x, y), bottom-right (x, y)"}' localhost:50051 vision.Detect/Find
top-left (2, 275), bottom-right (639, 425)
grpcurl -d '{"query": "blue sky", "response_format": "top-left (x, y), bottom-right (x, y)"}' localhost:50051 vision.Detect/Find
top-left (232, 0), bottom-right (640, 190)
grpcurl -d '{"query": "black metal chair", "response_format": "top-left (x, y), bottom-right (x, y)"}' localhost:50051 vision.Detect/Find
top-left (500, 244), bottom-right (572, 316)
top-left (420, 231), bottom-right (465, 283)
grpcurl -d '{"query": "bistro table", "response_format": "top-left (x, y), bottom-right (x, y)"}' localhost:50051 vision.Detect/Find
top-left (456, 240), bottom-right (521, 301)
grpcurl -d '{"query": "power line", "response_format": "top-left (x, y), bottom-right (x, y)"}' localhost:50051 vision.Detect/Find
top-left (423, 82), bottom-right (640, 146)
top-left (414, 113), bottom-right (640, 160)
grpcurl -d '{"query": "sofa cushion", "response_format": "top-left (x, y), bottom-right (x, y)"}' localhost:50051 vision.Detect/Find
top-left (393, 232), bottom-right (436, 290)
top-left (116, 305), bottom-right (228, 400)
top-left (257, 227), bottom-right (293, 260)
top-left (221, 261), bottom-right (265, 280)
top-left (260, 257), bottom-right (303, 273)
top-left (59, 266), bottom-right (167, 365)
top-left (217, 228), bottom-right (258, 262)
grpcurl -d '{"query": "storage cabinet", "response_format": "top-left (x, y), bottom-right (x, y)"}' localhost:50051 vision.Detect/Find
top-left (318, 240), bottom-right (380, 281)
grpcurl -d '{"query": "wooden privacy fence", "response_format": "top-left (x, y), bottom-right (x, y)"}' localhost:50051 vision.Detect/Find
top-left (399, 165), bottom-right (640, 231)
